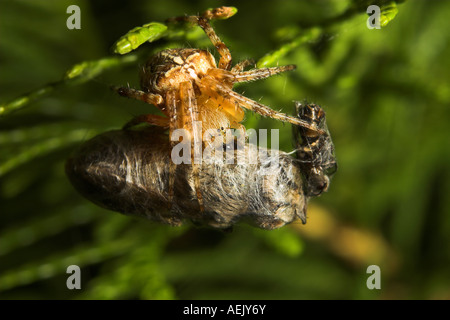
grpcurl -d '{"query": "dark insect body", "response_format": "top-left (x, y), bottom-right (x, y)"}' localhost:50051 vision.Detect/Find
top-left (293, 102), bottom-right (337, 197)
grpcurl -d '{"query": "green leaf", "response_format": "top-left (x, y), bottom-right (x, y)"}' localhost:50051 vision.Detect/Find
top-left (113, 22), bottom-right (168, 55)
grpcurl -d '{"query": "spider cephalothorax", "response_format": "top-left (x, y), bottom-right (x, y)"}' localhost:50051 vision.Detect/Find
top-left (113, 7), bottom-right (325, 211)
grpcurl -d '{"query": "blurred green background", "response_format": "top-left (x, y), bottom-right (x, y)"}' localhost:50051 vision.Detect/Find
top-left (1, 0), bottom-right (449, 299)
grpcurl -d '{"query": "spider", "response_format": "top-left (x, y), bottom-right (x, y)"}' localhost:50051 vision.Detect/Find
top-left (112, 7), bottom-right (324, 212)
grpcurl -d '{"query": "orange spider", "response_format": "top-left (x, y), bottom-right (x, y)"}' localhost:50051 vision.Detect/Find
top-left (113, 7), bottom-right (324, 212)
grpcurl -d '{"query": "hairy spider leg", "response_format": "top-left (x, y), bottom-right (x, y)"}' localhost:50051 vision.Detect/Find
top-left (232, 65), bottom-right (297, 83)
top-left (206, 65), bottom-right (297, 85)
top-left (112, 86), bottom-right (164, 107)
top-left (197, 18), bottom-right (232, 70)
top-left (200, 6), bottom-right (237, 20)
top-left (179, 81), bottom-right (204, 212)
top-left (231, 59), bottom-right (255, 73)
top-left (166, 6), bottom-right (236, 24)
top-left (112, 86), bottom-right (172, 129)
top-left (200, 77), bottom-right (326, 134)
top-left (166, 90), bottom-right (179, 210)
top-left (168, 14), bottom-right (232, 70)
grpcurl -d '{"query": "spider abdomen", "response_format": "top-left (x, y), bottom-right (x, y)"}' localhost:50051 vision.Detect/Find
top-left (140, 48), bottom-right (216, 94)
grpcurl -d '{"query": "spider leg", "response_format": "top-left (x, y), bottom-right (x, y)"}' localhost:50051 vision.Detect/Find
top-left (200, 6), bottom-right (237, 20)
top-left (207, 65), bottom-right (296, 84)
top-left (112, 86), bottom-right (167, 115)
top-left (166, 90), bottom-right (181, 211)
top-left (231, 65), bottom-right (296, 83)
top-left (231, 59), bottom-right (255, 73)
top-left (123, 114), bottom-right (169, 129)
top-left (179, 81), bottom-right (204, 212)
top-left (202, 78), bottom-right (326, 134)
top-left (167, 6), bottom-right (236, 23)
top-left (197, 18), bottom-right (232, 70)
top-left (167, 14), bottom-right (232, 70)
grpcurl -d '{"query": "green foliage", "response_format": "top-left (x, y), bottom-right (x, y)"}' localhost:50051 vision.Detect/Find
top-left (113, 22), bottom-right (168, 55)
top-left (0, 0), bottom-right (449, 300)
top-left (379, 2), bottom-right (399, 27)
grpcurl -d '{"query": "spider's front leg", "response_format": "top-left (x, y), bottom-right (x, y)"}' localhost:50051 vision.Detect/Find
top-left (112, 86), bottom-right (164, 107)
top-left (202, 67), bottom-right (326, 134)
top-left (231, 59), bottom-right (255, 73)
top-left (167, 9), bottom-right (233, 70)
top-left (169, 82), bottom-right (204, 213)
top-left (166, 90), bottom-right (179, 211)
top-left (111, 86), bottom-right (172, 129)
top-left (197, 17), bottom-right (232, 70)
top-left (227, 86), bottom-right (325, 134)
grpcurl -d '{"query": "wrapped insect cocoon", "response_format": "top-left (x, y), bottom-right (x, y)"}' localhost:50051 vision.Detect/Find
top-left (66, 127), bottom-right (308, 230)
